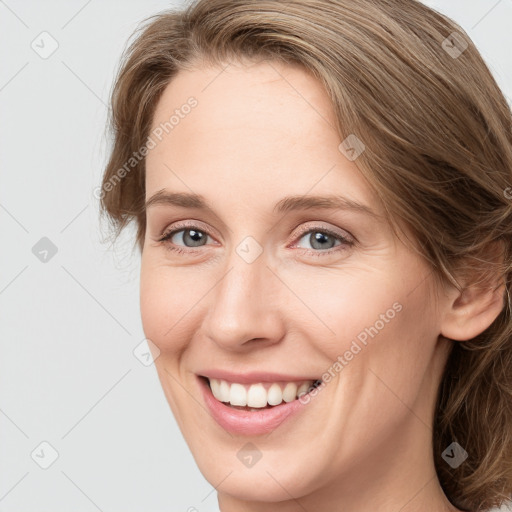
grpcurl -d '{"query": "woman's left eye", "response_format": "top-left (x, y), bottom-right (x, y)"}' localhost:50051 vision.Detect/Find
top-left (292, 228), bottom-right (354, 256)
top-left (158, 224), bottom-right (354, 256)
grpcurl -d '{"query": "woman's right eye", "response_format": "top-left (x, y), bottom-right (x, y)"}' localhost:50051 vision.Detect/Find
top-left (159, 226), bottom-right (214, 253)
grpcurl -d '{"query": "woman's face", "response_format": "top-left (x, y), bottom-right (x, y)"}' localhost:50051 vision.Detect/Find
top-left (141, 60), bottom-right (454, 507)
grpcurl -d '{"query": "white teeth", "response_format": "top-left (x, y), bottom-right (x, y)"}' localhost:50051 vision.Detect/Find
top-left (267, 383), bottom-right (283, 406)
top-left (282, 382), bottom-right (298, 402)
top-left (246, 383), bottom-right (268, 408)
top-left (219, 379), bottom-right (230, 402)
top-left (229, 383), bottom-right (247, 406)
top-left (207, 378), bottom-right (317, 408)
top-left (210, 378), bottom-right (222, 401)
top-left (210, 378), bottom-right (231, 403)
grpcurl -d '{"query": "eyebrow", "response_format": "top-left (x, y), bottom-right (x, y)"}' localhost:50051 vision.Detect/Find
top-left (145, 190), bottom-right (380, 219)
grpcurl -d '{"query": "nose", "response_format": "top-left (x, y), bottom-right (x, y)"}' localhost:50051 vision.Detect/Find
top-left (202, 246), bottom-right (286, 352)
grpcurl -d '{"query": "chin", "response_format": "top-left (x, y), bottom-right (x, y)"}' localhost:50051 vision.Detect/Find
top-left (199, 459), bottom-right (310, 503)
top-left (187, 440), bottom-right (326, 504)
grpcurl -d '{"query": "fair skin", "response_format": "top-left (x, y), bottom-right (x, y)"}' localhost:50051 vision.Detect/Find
top-left (140, 59), bottom-right (503, 512)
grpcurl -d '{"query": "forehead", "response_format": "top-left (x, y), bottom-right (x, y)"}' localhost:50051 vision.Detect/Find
top-left (150, 59), bottom-right (335, 132)
top-left (146, 60), bottom-right (379, 214)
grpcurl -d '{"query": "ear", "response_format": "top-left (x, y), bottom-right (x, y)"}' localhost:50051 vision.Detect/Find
top-left (440, 242), bottom-right (507, 342)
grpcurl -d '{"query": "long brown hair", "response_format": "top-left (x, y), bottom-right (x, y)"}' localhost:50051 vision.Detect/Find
top-left (100, 1), bottom-right (512, 509)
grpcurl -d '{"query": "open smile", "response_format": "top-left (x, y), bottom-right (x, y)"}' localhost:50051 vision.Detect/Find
top-left (197, 374), bottom-right (322, 435)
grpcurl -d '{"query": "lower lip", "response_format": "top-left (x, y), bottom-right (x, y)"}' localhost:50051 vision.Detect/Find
top-left (198, 376), bottom-right (307, 436)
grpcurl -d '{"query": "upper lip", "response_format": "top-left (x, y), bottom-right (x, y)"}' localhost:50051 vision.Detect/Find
top-left (198, 369), bottom-right (320, 384)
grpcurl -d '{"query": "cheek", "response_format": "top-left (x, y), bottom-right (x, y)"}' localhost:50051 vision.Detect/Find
top-left (139, 259), bottom-right (195, 354)
top-left (288, 259), bottom-right (437, 383)
top-left (283, 265), bottom-right (406, 357)
top-left (331, 274), bottom-right (440, 419)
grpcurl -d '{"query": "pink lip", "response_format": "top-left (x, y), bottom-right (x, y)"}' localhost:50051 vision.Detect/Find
top-left (198, 375), bottom-right (308, 436)
top-left (198, 369), bottom-right (318, 385)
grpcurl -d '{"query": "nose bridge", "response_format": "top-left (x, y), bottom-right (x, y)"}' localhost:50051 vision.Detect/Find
top-left (204, 236), bottom-right (285, 349)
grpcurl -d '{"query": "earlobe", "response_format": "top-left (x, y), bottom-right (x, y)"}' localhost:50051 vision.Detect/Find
top-left (440, 278), bottom-right (506, 342)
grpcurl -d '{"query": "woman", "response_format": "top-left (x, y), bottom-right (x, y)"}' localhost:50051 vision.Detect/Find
top-left (99, 1), bottom-right (512, 510)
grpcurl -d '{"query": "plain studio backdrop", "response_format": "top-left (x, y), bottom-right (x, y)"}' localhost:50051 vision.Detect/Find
top-left (0, 1), bottom-right (511, 511)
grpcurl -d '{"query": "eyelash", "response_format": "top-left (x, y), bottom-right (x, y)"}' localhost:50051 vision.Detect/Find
top-left (157, 222), bottom-right (354, 257)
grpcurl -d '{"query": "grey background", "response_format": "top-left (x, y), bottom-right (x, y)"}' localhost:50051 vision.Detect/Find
top-left (0, 1), bottom-right (511, 511)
